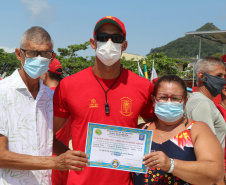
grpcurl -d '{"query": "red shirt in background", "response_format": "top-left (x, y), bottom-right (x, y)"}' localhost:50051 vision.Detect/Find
top-left (215, 103), bottom-right (226, 173)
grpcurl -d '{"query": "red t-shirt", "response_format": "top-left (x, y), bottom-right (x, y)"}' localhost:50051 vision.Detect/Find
top-left (215, 103), bottom-right (226, 173)
top-left (53, 67), bottom-right (155, 185)
top-left (51, 87), bottom-right (71, 185)
top-left (50, 87), bottom-right (56, 91)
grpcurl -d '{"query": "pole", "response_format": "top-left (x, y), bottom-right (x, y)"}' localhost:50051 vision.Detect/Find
top-left (143, 60), bottom-right (149, 79)
top-left (192, 37), bottom-right (201, 88)
top-left (192, 63), bottom-right (195, 88)
top-left (198, 37), bottom-right (201, 59)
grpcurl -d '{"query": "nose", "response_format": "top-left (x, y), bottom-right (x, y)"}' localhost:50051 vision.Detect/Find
top-left (166, 97), bottom-right (172, 102)
top-left (36, 51), bottom-right (42, 57)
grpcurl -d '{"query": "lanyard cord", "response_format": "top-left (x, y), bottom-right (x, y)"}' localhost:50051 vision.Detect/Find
top-left (93, 67), bottom-right (122, 114)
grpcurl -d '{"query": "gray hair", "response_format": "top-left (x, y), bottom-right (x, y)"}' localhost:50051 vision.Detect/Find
top-left (195, 56), bottom-right (225, 82)
top-left (20, 26), bottom-right (54, 48)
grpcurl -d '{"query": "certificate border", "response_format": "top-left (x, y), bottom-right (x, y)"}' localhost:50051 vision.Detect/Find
top-left (85, 122), bottom-right (153, 173)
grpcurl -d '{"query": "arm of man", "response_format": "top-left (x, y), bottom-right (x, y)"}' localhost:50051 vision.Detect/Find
top-left (0, 134), bottom-right (88, 171)
top-left (53, 116), bottom-right (71, 155)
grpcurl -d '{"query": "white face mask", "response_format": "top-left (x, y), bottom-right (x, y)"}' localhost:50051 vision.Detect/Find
top-left (96, 41), bottom-right (122, 66)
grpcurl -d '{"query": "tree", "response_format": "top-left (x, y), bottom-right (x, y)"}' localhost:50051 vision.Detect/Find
top-left (212, 53), bottom-right (223, 58)
top-left (57, 41), bottom-right (93, 76)
top-left (120, 56), bottom-right (140, 74)
top-left (121, 52), bottom-right (188, 79)
top-left (133, 53), bottom-right (188, 77)
top-left (0, 49), bottom-right (20, 77)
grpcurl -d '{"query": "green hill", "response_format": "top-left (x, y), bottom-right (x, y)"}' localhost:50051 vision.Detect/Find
top-left (147, 23), bottom-right (223, 58)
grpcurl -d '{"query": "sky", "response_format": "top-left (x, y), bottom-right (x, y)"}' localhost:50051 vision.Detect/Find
top-left (1, 0), bottom-right (226, 58)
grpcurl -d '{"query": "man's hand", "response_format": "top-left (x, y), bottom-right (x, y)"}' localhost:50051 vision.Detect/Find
top-left (55, 150), bottom-right (89, 171)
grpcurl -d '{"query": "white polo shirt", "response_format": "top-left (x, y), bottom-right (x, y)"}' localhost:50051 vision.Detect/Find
top-left (0, 69), bottom-right (54, 185)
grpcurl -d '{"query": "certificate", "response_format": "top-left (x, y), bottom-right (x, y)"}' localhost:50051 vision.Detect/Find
top-left (85, 122), bottom-right (153, 173)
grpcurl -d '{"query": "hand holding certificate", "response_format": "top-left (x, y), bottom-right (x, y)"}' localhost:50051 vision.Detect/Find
top-left (85, 123), bottom-right (153, 173)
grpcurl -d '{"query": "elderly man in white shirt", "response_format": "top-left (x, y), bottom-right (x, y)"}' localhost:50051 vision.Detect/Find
top-left (0, 26), bottom-right (88, 185)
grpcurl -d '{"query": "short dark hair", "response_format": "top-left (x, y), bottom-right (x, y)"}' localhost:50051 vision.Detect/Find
top-left (153, 75), bottom-right (187, 99)
top-left (48, 71), bottom-right (62, 82)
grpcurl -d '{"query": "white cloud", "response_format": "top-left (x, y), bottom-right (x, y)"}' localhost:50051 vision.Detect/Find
top-left (19, 0), bottom-right (54, 24)
top-left (0, 46), bottom-right (15, 53)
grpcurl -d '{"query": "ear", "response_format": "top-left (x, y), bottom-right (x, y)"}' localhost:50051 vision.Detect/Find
top-left (90, 38), bottom-right (97, 49)
top-left (222, 85), bottom-right (226, 95)
top-left (15, 48), bottom-right (23, 62)
top-left (50, 53), bottom-right (56, 64)
top-left (52, 53), bottom-right (56, 60)
top-left (197, 71), bottom-right (204, 79)
top-left (122, 41), bottom-right (128, 52)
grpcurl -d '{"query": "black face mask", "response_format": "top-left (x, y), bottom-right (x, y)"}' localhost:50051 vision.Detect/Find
top-left (200, 72), bottom-right (225, 97)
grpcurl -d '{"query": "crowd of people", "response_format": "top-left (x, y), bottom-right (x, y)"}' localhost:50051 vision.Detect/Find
top-left (0, 16), bottom-right (225, 185)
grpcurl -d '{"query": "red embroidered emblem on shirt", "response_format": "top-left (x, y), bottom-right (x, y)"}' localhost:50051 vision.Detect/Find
top-left (120, 97), bottom-right (133, 116)
top-left (89, 99), bottom-right (98, 108)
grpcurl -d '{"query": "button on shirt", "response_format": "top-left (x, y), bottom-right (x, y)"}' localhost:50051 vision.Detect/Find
top-left (0, 69), bottom-right (54, 185)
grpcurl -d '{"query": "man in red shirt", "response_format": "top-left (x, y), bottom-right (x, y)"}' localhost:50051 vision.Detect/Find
top-left (53, 16), bottom-right (155, 185)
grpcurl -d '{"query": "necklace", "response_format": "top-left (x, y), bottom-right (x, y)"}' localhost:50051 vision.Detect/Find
top-left (158, 118), bottom-right (188, 137)
top-left (220, 102), bottom-right (226, 110)
top-left (93, 67), bottom-right (122, 114)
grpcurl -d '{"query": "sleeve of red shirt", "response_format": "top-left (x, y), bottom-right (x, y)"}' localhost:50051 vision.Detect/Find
top-left (53, 80), bottom-right (70, 118)
top-left (139, 81), bottom-right (155, 119)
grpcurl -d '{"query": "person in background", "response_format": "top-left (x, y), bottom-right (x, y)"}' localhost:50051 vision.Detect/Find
top-left (0, 26), bottom-right (88, 185)
top-left (133, 75), bottom-right (224, 184)
top-left (185, 56), bottom-right (226, 184)
top-left (185, 56), bottom-right (226, 149)
top-left (41, 58), bottom-right (71, 185)
top-left (41, 58), bottom-right (63, 90)
top-left (53, 16), bottom-right (155, 185)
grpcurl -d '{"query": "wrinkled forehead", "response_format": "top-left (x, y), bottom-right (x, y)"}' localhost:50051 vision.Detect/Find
top-left (23, 40), bottom-right (53, 51)
top-left (207, 63), bottom-right (226, 75)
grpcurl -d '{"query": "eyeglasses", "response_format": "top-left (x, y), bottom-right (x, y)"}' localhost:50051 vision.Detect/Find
top-left (20, 48), bottom-right (54, 59)
top-left (94, 33), bottom-right (125, 43)
top-left (155, 93), bottom-right (184, 103)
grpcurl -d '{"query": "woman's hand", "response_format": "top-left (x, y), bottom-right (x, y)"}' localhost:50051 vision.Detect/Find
top-left (143, 151), bottom-right (171, 172)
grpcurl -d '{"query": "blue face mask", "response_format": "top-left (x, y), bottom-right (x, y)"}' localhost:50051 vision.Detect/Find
top-left (154, 101), bottom-right (184, 122)
top-left (23, 57), bottom-right (51, 79)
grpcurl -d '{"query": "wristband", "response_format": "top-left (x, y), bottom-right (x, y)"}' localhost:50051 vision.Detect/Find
top-left (167, 158), bottom-right (175, 173)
